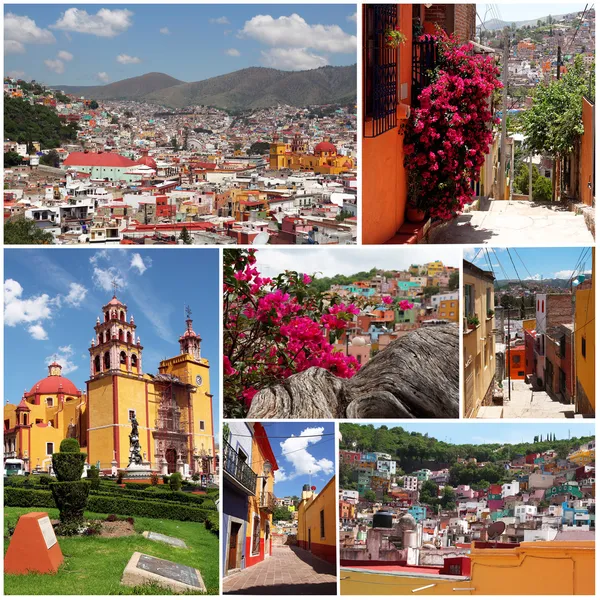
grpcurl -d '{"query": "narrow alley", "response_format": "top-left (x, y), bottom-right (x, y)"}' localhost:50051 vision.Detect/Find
top-left (222, 544), bottom-right (337, 595)
top-left (429, 200), bottom-right (594, 245)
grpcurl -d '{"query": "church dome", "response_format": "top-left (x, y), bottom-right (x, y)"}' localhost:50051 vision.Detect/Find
top-left (136, 150), bottom-right (157, 170)
top-left (28, 363), bottom-right (80, 397)
top-left (314, 141), bottom-right (337, 155)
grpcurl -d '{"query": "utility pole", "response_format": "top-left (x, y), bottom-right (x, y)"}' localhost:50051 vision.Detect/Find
top-left (556, 33), bottom-right (562, 81)
top-left (499, 28), bottom-right (510, 200)
top-left (528, 153), bottom-right (533, 200)
top-left (507, 305), bottom-right (511, 402)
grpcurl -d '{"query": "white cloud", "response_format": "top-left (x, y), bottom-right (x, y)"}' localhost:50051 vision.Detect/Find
top-left (242, 14), bottom-right (357, 54)
top-left (7, 70), bottom-right (25, 79)
top-left (64, 282), bottom-right (88, 307)
top-left (96, 72), bottom-right (110, 83)
top-left (28, 325), bottom-right (48, 341)
top-left (46, 345), bottom-right (78, 374)
top-left (347, 12), bottom-right (357, 23)
top-left (57, 50), bottom-right (73, 61)
top-left (225, 48), bottom-right (241, 57)
top-left (5, 40), bottom-right (25, 54)
top-left (210, 17), bottom-right (230, 25)
top-left (4, 279), bottom-right (53, 327)
top-left (274, 468), bottom-right (289, 483)
top-left (261, 48), bottom-right (328, 71)
top-left (92, 267), bottom-right (126, 292)
top-left (525, 274), bottom-right (542, 281)
top-left (52, 8), bottom-right (134, 37)
top-left (159, 27), bottom-right (171, 35)
top-left (4, 13), bottom-right (56, 54)
top-left (130, 253), bottom-right (151, 275)
top-left (90, 250), bottom-right (109, 265)
top-left (44, 59), bottom-right (65, 74)
top-left (117, 53), bottom-right (141, 64)
top-left (278, 427), bottom-right (334, 480)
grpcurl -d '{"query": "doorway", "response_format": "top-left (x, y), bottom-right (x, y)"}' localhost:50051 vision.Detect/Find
top-left (165, 448), bottom-right (177, 473)
top-left (228, 521), bottom-right (241, 572)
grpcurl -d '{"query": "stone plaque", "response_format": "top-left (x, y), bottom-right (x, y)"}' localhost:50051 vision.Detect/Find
top-left (37, 516), bottom-right (57, 549)
top-left (136, 554), bottom-right (200, 588)
top-left (145, 531), bottom-right (187, 548)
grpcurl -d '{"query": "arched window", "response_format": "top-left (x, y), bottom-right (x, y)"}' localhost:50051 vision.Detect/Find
top-left (120, 351), bottom-right (127, 365)
top-left (120, 311), bottom-right (125, 322)
top-left (103, 331), bottom-right (109, 344)
top-left (94, 355), bottom-right (101, 374)
top-left (118, 329), bottom-right (124, 342)
top-left (131, 354), bottom-right (138, 368)
top-left (127, 331), bottom-right (132, 344)
top-left (105, 311), bottom-right (109, 322)
top-left (104, 352), bottom-right (110, 370)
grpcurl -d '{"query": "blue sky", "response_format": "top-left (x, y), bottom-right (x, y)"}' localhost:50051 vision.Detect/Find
top-left (4, 248), bottom-right (220, 432)
top-left (264, 421), bottom-right (335, 498)
top-left (477, 3), bottom-right (589, 23)
top-left (4, 5), bottom-right (357, 85)
top-left (466, 247), bottom-right (593, 282)
top-left (359, 422), bottom-right (594, 446)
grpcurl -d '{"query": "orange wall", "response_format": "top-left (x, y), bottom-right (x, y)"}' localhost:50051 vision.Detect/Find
top-left (362, 5), bottom-right (413, 244)
top-left (506, 346), bottom-right (526, 380)
top-left (579, 97), bottom-right (594, 206)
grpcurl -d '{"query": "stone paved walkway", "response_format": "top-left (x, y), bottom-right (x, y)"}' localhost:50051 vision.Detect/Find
top-left (223, 544), bottom-right (337, 595)
top-left (428, 200), bottom-right (594, 245)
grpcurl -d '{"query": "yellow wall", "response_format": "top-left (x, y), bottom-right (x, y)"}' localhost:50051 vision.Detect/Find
top-left (574, 249), bottom-right (595, 415)
top-left (439, 300), bottom-right (459, 322)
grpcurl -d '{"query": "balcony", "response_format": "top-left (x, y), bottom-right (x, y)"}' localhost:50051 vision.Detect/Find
top-left (223, 440), bottom-right (257, 496)
top-left (259, 491), bottom-right (276, 513)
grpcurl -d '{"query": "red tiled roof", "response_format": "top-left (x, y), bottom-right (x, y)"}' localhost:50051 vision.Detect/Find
top-left (63, 152), bottom-right (137, 168)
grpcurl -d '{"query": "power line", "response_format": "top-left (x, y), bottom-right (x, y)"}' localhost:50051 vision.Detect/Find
top-left (564, 4), bottom-right (592, 54)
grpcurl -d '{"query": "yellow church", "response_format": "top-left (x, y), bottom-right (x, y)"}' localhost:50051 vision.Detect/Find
top-left (4, 294), bottom-right (215, 478)
top-left (269, 133), bottom-right (355, 175)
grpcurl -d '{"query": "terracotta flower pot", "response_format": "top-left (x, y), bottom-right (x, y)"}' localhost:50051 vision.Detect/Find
top-left (406, 205), bottom-right (426, 223)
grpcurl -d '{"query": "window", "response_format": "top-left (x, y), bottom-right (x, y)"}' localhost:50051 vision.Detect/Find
top-left (131, 354), bottom-right (138, 368)
top-left (128, 410), bottom-right (136, 421)
top-left (582, 337), bottom-right (586, 358)
top-left (464, 284), bottom-right (475, 317)
top-left (48, 420), bottom-right (54, 427)
top-left (199, 420), bottom-right (205, 431)
top-left (320, 509), bottom-right (325, 539)
top-left (36, 419), bottom-right (43, 424)
top-left (104, 352), bottom-right (110, 370)
top-left (46, 442), bottom-right (54, 455)
top-left (127, 331), bottom-right (132, 344)
top-left (118, 329), bottom-right (124, 342)
top-left (120, 351), bottom-right (127, 365)
top-left (104, 311), bottom-right (109, 322)
top-left (46, 397), bottom-right (53, 407)
top-left (486, 288), bottom-right (492, 313)
top-left (237, 447), bottom-right (248, 463)
top-left (252, 515), bottom-right (261, 555)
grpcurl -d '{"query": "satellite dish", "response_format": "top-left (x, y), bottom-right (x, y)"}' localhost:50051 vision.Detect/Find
top-left (252, 232), bottom-right (270, 246)
top-left (487, 521), bottom-right (506, 540)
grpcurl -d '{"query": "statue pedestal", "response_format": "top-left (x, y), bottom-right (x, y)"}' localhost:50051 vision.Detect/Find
top-left (122, 463), bottom-right (154, 485)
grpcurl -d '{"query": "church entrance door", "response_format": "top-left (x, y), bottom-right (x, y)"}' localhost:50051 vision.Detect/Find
top-left (165, 448), bottom-right (177, 473)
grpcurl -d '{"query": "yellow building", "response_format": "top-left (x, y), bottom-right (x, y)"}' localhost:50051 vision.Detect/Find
top-left (340, 541), bottom-right (595, 595)
top-left (425, 261), bottom-right (444, 277)
top-left (297, 475), bottom-right (336, 565)
top-left (574, 249), bottom-right (595, 416)
top-left (245, 423), bottom-right (278, 568)
top-left (4, 295), bottom-right (215, 477)
top-left (439, 299), bottom-right (459, 322)
top-left (568, 442), bottom-right (596, 466)
top-left (269, 134), bottom-right (354, 174)
top-left (227, 189), bottom-right (269, 221)
top-left (463, 260), bottom-right (496, 418)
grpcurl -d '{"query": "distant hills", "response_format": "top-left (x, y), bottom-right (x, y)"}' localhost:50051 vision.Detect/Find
top-left (479, 11), bottom-right (581, 31)
top-left (54, 65), bottom-right (357, 110)
top-left (495, 278), bottom-right (573, 289)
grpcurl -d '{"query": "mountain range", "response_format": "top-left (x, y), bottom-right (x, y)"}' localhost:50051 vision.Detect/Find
top-left (55, 65), bottom-right (357, 110)
top-left (479, 11), bottom-right (581, 31)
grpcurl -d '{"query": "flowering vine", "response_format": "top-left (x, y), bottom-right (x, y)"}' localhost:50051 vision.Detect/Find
top-left (404, 30), bottom-right (502, 220)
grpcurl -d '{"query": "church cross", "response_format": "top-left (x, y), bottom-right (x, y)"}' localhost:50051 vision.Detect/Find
top-left (111, 278), bottom-right (120, 297)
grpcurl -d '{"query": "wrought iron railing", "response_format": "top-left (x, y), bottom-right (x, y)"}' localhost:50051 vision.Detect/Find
top-left (259, 491), bottom-right (276, 513)
top-left (223, 440), bottom-right (257, 495)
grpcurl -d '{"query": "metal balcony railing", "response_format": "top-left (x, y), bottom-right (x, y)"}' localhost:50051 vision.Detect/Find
top-left (223, 440), bottom-right (257, 495)
top-left (259, 491), bottom-right (276, 513)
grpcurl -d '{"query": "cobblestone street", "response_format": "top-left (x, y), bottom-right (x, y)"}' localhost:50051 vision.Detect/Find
top-left (223, 545), bottom-right (337, 595)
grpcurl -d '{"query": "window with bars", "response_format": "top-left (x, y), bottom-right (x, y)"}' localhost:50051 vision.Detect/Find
top-left (364, 5), bottom-right (398, 137)
top-left (411, 37), bottom-right (439, 106)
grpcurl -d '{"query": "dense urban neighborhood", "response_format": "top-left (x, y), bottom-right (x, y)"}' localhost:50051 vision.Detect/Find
top-left (339, 423), bottom-right (595, 595)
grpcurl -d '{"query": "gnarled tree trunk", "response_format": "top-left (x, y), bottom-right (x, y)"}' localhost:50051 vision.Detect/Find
top-left (247, 324), bottom-right (459, 419)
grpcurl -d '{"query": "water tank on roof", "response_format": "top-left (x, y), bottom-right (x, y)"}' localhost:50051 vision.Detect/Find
top-left (372, 510), bottom-right (394, 529)
top-left (302, 484), bottom-right (311, 492)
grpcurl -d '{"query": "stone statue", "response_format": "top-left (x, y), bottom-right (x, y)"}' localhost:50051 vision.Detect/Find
top-left (66, 418), bottom-right (77, 439)
top-left (128, 417), bottom-right (143, 467)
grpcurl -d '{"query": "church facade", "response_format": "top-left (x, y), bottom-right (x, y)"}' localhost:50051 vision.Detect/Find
top-left (4, 294), bottom-right (215, 478)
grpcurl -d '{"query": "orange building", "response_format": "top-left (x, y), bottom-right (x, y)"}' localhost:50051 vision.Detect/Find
top-left (439, 299), bottom-right (459, 322)
top-left (506, 345), bottom-right (526, 380)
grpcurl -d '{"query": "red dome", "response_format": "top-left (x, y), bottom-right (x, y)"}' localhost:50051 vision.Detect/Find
top-left (28, 375), bottom-right (80, 397)
top-left (314, 141), bottom-right (337, 155)
top-left (137, 153), bottom-right (157, 170)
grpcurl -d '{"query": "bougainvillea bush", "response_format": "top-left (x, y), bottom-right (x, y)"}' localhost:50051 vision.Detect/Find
top-left (223, 249), bottom-right (365, 417)
top-left (404, 30), bottom-right (502, 220)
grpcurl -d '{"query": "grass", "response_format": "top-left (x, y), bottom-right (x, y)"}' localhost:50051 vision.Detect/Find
top-left (4, 507), bottom-right (219, 595)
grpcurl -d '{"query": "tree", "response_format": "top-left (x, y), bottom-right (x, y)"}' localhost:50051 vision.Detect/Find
top-left (4, 217), bottom-right (54, 244)
top-left (440, 485), bottom-right (456, 509)
top-left (233, 142), bottom-right (242, 151)
top-left (179, 226), bottom-right (192, 245)
top-left (364, 490), bottom-right (376, 503)
top-left (419, 479), bottom-right (440, 505)
top-left (170, 137), bottom-right (179, 151)
top-left (422, 285), bottom-right (440, 297)
top-left (448, 271), bottom-right (459, 291)
top-left (532, 176), bottom-right (552, 203)
top-left (249, 141), bottom-right (271, 155)
top-left (514, 163), bottom-right (539, 195)
top-left (40, 149), bottom-right (60, 168)
top-left (273, 506), bottom-right (292, 521)
top-left (4, 151), bottom-right (22, 168)
top-left (89, 100), bottom-right (99, 109)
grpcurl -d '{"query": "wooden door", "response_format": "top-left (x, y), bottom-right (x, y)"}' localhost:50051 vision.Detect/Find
top-left (228, 522), bottom-right (240, 570)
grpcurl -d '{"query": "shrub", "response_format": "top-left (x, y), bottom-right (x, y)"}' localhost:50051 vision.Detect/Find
top-left (87, 466), bottom-right (100, 491)
top-left (106, 513), bottom-right (118, 522)
top-left (204, 512), bottom-right (219, 534)
top-left (5, 487), bottom-right (55, 508)
top-left (169, 472), bottom-right (183, 491)
top-left (191, 473), bottom-right (200, 482)
top-left (60, 438), bottom-right (80, 453)
top-left (150, 472), bottom-right (159, 486)
top-left (39, 475), bottom-right (54, 487)
top-left (124, 482), bottom-right (151, 491)
top-left (532, 176), bottom-right (553, 203)
top-left (162, 474), bottom-right (170, 485)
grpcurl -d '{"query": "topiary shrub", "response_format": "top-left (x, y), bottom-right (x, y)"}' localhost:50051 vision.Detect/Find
top-left (169, 472), bottom-right (183, 491)
top-left (87, 466), bottom-right (100, 491)
top-left (50, 438), bottom-right (90, 530)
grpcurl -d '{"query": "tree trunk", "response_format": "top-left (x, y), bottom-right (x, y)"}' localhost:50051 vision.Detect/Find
top-left (247, 324), bottom-right (459, 419)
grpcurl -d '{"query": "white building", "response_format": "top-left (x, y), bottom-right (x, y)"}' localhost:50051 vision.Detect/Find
top-left (403, 476), bottom-right (419, 491)
top-left (502, 480), bottom-right (521, 498)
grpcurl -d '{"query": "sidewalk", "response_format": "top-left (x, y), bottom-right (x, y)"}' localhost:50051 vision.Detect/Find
top-left (428, 200), bottom-right (594, 244)
top-left (223, 544), bottom-right (337, 595)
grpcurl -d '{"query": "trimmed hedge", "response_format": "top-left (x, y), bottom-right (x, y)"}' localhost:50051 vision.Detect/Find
top-left (60, 438), bottom-right (80, 453)
top-left (5, 487), bottom-right (55, 507)
top-left (204, 512), bottom-right (219, 535)
top-left (93, 487), bottom-right (217, 509)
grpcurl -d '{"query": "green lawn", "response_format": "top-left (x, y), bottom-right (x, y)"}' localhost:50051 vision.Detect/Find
top-left (4, 507), bottom-right (219, 595)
